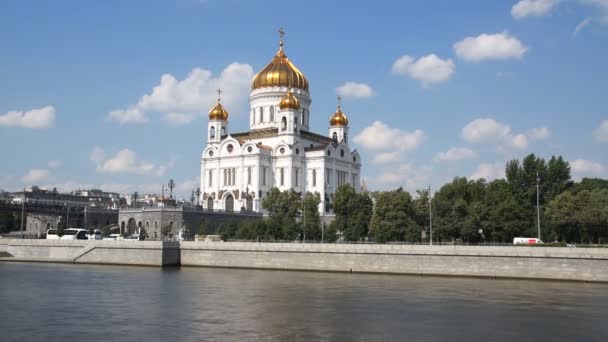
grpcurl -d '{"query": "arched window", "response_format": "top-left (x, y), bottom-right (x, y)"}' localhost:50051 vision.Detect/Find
top-left (332, 132), bottom-right (338, 142)
top-left (207, 197), bottom-right (214, 210)
top-left (221, 127), bottom-right (226, 135)
top-left (270, 106), bottom-right (275, 122)
top-left (259, 107), bottom-right (264, 123)
top-left (225, 195), bottom-right (234, 212)
top-left (208, 170), bottom-right (213, 187)
top-left (280, 168), bottom-right (284, 186)
top-left (247, 166), bottom-right (252, 185)
top-left (294, 116), bottom-right (298, 130)
top-left (312, 169), bottom-right (317, 187)
top-left (210, 126), bottom-right (215, 139)
top-left (281, 117), bottom-right (287, 130)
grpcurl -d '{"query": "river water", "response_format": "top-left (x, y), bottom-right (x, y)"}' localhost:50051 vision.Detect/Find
top-left (0, 262), bottom-right (607, 341)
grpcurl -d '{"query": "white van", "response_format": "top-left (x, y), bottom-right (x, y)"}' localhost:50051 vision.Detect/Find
top-left (513, 237), bottom-right (542, 245)
top-left (46, 228), bottom-right (88, 240)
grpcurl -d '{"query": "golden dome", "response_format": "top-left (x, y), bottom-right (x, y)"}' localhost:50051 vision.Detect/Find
top-left (279, 90), bottom-right (300, 110)
top-left (251, 29), bottom-right (309, 91)
top-left (330, 97), bottom-right (348, 127)
top-left (208, 89), bottom-right (228, 121)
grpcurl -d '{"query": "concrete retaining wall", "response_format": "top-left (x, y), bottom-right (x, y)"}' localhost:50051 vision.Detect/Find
top-left (180, 242), bottom-right (608, 282)
top-left (4, 239), bottom-right (179, 266)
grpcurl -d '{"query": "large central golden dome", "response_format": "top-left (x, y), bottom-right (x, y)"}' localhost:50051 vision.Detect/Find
top-left (252, 33), bottom-right (309, 91)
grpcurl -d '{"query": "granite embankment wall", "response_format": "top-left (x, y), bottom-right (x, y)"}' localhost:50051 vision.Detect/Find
top-left (2, 239), bottom-right (179, 266)
top-left (2, 240), bottom-right (608, 282)
top-left (180, 242), bottom-right (608, 282)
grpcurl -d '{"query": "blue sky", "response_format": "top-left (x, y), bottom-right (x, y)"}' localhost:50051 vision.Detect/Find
top-left (1, 0), bottom-right (607, 197)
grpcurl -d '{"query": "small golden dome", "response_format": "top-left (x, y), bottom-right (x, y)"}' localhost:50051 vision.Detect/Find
top-left (330, 97), bottom-right (348, 127)
top-left (209, 89), bottom-right (228, 121)
top-left (279, 90), bottom-right (300, 110)
top-left (252, 29), bottom-right (309, 91)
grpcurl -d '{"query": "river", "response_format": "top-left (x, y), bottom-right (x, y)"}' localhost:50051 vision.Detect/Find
top-left (0, 262), bottom-right (607, 341)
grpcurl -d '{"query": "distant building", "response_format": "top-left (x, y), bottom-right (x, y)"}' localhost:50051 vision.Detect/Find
top-left (11, 186), bottom-right (122, 208)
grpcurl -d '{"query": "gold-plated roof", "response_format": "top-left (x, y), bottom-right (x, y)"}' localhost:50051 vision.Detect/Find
top-left (252, 29), bottom-right (309, 91)
top-left (330, 96), bottom-right (348, 127)
top-left (209, 88), bottom-right (228, 121)
top-left (279, 90), bottom-right (301, 110)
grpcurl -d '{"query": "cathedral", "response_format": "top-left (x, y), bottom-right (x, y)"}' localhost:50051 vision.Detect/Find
top-left (199, 30), bottom-right (362, 215)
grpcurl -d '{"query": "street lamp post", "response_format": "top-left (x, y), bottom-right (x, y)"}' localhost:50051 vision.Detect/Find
top-left (20, 187), bottom-right (25, 239)
top-left (428, 185), bottom-right (433, 246)
top-left (536, 171), bottom-right (541, 240)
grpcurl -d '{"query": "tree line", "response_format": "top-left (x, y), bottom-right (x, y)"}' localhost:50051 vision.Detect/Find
top-left (217, 154), bottom-right (608, 244)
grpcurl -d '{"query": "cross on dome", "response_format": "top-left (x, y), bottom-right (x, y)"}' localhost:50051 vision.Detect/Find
top-left (278, 27), bottom-right (285, 49)
top-left (216, 88), bottom-right (222, 103)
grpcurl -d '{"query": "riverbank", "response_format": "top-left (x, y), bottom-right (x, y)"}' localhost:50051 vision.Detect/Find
top-left (2, 239), bottom-right (608, 282)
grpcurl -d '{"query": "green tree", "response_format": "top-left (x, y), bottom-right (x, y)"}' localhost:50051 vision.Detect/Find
top-left (302, 192), bottom-right (321, 240)
top-left (332, 185), bottom-right (373, 241)
top-left (0, 212), bottom-right (16, 233)
top-left (369, 188), bottom-right (416, 243)
top-left (262, 188), bottom-right (302, 239)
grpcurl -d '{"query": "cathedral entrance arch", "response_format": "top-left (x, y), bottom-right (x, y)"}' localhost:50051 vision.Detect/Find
top-left (225, 194), bottom-right (234, 212)
top-left (246, 195), bottom-right (253, 212)
top-left (207, 197), bottom-right (214, 210)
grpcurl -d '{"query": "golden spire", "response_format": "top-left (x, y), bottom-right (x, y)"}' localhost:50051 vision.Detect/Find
top-left (330, 95), bottom-right (349, 127)
top-left (278, 27), bottom-right (285, 51)
top-left (208, 88), bottom-right (228, 121)
top-left (251, 28), bottom-right (309, 91)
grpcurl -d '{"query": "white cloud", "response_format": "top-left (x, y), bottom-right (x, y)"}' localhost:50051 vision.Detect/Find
top-left (454, 32), bottom-right (528, 62)
top-left (96, 149), bottom-right (171, 176)
top-left (0, 106), bottom-right (55, 129)
top-left (47, 160), bottom-right (61, 169)
top-left (528, 126), bottom-right (551, 140)
top-left (336, 82), bottom-right (374, 98)
top-left (462, 118), bottom-right (512, 143)
top-left (90, 146), bottom-right (106, 163)
top-left (593, 120), bottom-right (608, 142)
top-left (573, 17), bottom-right (594, 36)
top-left (391, 54), bottom-right (455, 87)
top-left (108, 63), bottom-right (254, 125)
top-left (374, 163), bottom-right (432, 192)
top-left (510, 133), bottom-right (530, 150)
top-left (570, 159), bottom-right (607, 179)
top-left (470, 163), bottom-right (506, 181)
top-left (354, 121), bottom-right (426, 151)
top-left (435, 147), bottom-right (477, 162)
top-left (372, 151), bottom-right (402, 165)
top-left (21, 169), bottom-right (51, 184)
top-left (512, 0), bottom-right (560, 19)
top-left (461, 118), bottom-right (547, 151)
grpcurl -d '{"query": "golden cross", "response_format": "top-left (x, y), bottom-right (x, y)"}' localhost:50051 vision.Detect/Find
top-left (278, 27), bottom-right (285, 48)
top-left (216, 88), bottom-right (222, 102)
top-left (337, 95), bottom-right (342, 109)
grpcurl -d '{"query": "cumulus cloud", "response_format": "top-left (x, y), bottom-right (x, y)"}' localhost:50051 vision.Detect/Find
top-left (528, 126), bottom-right (551, 140)
top-left (435, 147), bottom-right (477, 162)
top-left (354, 121), bottom-right (426, 151)
top-left (336, 82), bottom-right (374, 98)
top-left (454, 32), bottom-right (528, 62)
top-left (512, 0), bottom-right (560, 18)
top-left (570, 159), bottom-right (607, 179)
top-left (108, 63), bottom-right (254, 125)
top-left (0, 106), bottom-right (55, 129)
top-left (461, 118), bottom-right (549, 151)
top-left (593, 120), bottom-right (608, 142)
top-left (90, 146), bottom-right (106, 163)
top-left (372, 151), bottom-right (402, 165)
top-left (391, 54), bottom-right (455, 87)
top-left (21, 169), bottom-right (51, 184)
top-left (94, 148), bottom-right (172, 176)
top-left (470, 163), bottom-right (506, 181)
top-left (47, 160), bottom-right (61, 169)
top-left (461, 118), bottom-right (512, 143)
top-left (374, 163), bottom-right (432, 192)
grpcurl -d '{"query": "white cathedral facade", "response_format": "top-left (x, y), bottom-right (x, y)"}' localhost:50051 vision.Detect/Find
top-left (199, 32), bottom-right (362, 215)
